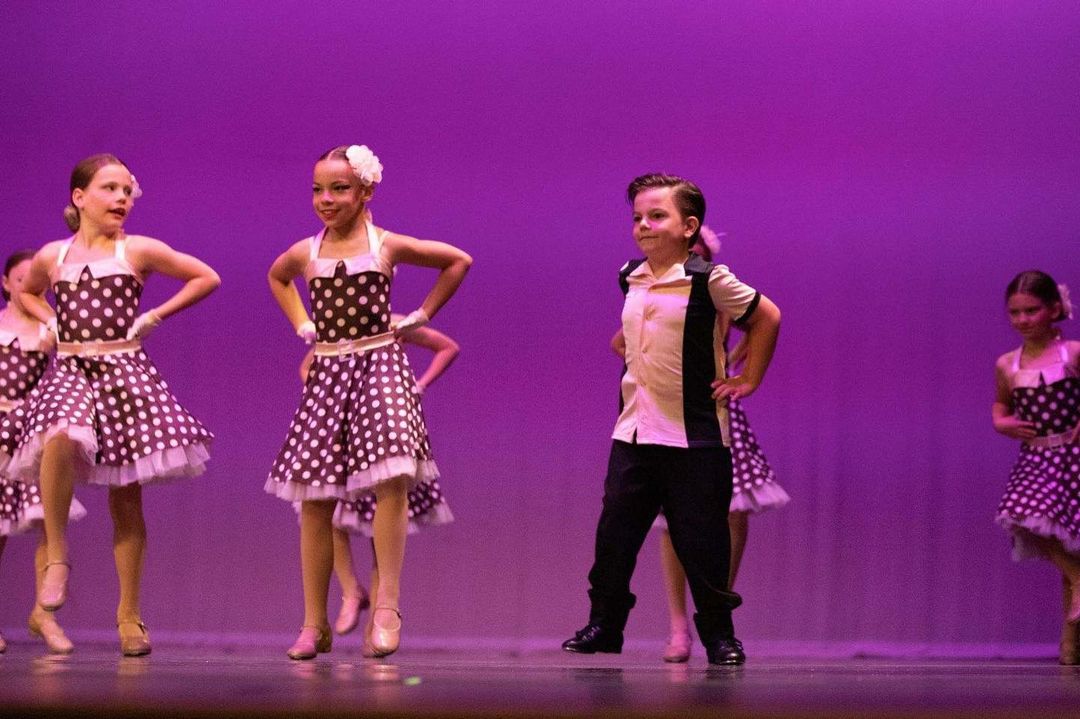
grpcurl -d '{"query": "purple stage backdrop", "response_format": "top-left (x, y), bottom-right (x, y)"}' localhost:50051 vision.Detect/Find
top-left (1, 1), bottom-right (1078, 652)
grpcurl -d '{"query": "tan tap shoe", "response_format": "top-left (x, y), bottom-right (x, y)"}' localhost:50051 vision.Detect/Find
top-left (39, 561), bottom-right (70, 611)
top-left (287, 625), bottom-right (331, 660)
top-left (370, 607), bottom-right (402, 658)
top-left (29, 608), bottom-right (74, 655)
top-left (663, 631), bottom-right (692, 663)
top-left (117, 619), bottom-right (151, 657)
top-left (334, 592), bottom-right (370, 636)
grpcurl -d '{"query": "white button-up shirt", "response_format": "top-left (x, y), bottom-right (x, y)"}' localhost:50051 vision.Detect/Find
top-left (613, 257), bottom-right (759, 448)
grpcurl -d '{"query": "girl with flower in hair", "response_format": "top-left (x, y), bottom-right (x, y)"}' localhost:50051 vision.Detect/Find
top-left (0, 250), bottom-right (89, 654)
top-left (992, 270), bottom-right (1080, 664)
top-left (266, 144), bottom-right (471, 660)
top-left (0, 154), bottom-right (219, 656)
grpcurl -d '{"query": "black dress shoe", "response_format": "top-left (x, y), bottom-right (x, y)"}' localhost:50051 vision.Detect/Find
top-left (562, 623), bottom-right (623, 654)
top-left (706, 637), bottom-right (745, 665)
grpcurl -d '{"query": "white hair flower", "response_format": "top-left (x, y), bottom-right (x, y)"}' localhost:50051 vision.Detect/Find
top-left (130, 173), bottom-right (143, 199)
top-left (345, 145), bottom-right (383, 186)
top-left (1059, 283), bottom-right (1073, 320)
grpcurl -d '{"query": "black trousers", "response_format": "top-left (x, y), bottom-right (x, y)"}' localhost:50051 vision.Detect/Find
top-left (586, 440), bottom-right (740, 643)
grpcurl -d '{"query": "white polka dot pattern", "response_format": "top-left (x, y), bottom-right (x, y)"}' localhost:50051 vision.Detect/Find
top-left (727, 399), bottom-right (782, 500)
top-left (0, 338), bottom-right (51, 532)
top-left (266, 261), bottom-right (437, 500)
top-left (997, 375), bottom-right (1080, 557)
top-left (335, 478), bottom-right (451, 534)
top-left (0, 267), bottom-right (213, 488)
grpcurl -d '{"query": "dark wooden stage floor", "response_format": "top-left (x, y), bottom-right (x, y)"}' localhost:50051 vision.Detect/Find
top-left (2, 640), bottom-right (1079, 719)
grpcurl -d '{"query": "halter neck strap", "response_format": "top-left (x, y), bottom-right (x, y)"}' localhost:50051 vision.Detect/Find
top-left (309, 221), bottom-right (383, 261)
top-left (56, 235), bottom-right (127, 265)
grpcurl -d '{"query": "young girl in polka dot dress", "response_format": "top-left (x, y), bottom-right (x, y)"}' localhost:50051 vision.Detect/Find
top-left (0, 154), bottom-right (219, 657)
top-left (298, 317), bottom-right (458, 655)
top-left (614, 227), bottom-right (790, 663)
top-left (266, 145), bottom-right (471, 660)
top-left (0, 250), bottom-right (88, 655)
top-left (992, 270), bottom-right (1080, 665)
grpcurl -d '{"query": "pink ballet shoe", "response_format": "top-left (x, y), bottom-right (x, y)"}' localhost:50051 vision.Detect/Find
top-left (29, 609), bottom-right (74, 655)
top-left (334, 592), bottom-right (370, 636)
top-left (663, 631), bottom-right (692, 663)
top-left (0, 630), bottom-right (6, 654)
top-left (117, 619), bottom-right (151, 657)
top-left (370, 607), bottom-right (402, 658)
top-left (287, 625), bottom-right (332, 660)
top-left (39, 561), bottom-right (70, 611)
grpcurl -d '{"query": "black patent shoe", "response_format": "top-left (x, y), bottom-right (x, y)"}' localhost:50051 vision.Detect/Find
top-left (562, 623), bottom-right (623, 654)
top-left (706, 637), bottom-right (745, 665)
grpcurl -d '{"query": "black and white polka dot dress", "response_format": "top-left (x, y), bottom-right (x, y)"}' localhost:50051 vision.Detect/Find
top-left (653, 398), bottom-right (788, 531)
top-left (0, 238), bottom-right (212, 488)
top-left (333, 477), bottom-right (453, 536)
top-left (265, 225), bottom-right (438, 502)
top-left (995, 342), bottom-right (1080, 560)
top-left (0, 321), bottom-right (87, 534)
top-left (726, 399), bottom-right (790, 513)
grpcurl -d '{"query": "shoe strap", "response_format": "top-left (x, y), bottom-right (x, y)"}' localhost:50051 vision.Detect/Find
top-left (117, 620), bottom-right (148, 633)
top-left (373, 606), bottom-right (401, 618)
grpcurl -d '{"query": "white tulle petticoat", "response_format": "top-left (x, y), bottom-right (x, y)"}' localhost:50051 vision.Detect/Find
top-left (996, 512), bottom-right (1080, 562)
top-left (265, 456), bottom-right (439, 503)
top-left (2, 420), bottom-right (210, 488)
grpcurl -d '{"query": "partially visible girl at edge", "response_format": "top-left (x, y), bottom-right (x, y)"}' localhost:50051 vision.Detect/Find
top-left (0, 250), bottom-right (87, 654)
top-left (992, 271), bottom-right (1080, 665)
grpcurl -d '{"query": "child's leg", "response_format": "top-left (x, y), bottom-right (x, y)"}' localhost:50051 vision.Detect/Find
top-left (1062, 573), bottom-right (1080, 664)
top-left (658, 528), bottom-right (692, 662)
top-left (29, 532), bottom-right (73, 654)
top-left (728, 511), bottom-right (750, 589)
top-left (1020, 530), bottom-right (1080, 622)
top-left (286, 500), bottom-right (337, 659)
top-left (333, 527), bottom-right (363, 599)
top-left (362, 540), bottom-right (380, 656)
top-left (659, 529), bottom-right (690, 636)
top-left (371, 478), bottom-right (408, 611)
top-left (109, 484), bottom-right (151, 655)
top-left (300, 500), bottom-right (337, 629)
top-left (369, 478), bottom-right (408, 654)
top-left (38, 436), bottom-right (77, 607)
top-left (109, 484), bottom-right (146, 623)
top-left (332, 527), bottom-right (369, 635)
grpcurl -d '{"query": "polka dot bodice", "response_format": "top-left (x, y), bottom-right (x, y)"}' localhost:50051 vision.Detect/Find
top-left (0, 237), bottom-right (213, 487)
top-left (1007, 343), bottom-right (1080, 437)
top-left (310, 264), bottom-right (391, 342)
top-left (266, 224), bottom-right (438, 501)
top-left (1011, 377), bottom-right (1080, 437)
top-left (55, 269), bottom-right (142, 343)
top-left (996, 342), bottom-right (1080, 559)
top-left (0, 339), bottom-right (48, 402)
